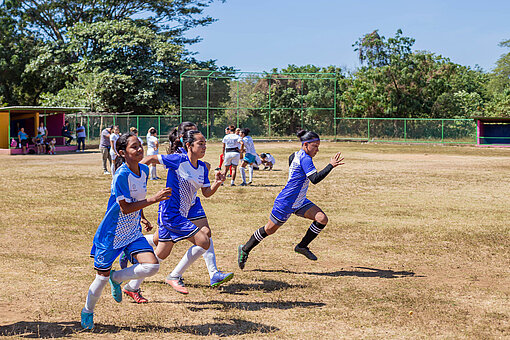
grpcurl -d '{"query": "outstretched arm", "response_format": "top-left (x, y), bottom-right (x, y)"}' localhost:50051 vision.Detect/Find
top-left (118, 187), bottom-right (172, 214)
top-left (307, 152), bottom-right (344, 185)
top-left (140, 155), bottom-right (160, 166)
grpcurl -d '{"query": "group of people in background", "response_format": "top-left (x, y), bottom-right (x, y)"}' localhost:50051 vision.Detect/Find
top-left (219, 125), bottom-right (276, 186)
top-left (81, 120), bottom-right (344, 331)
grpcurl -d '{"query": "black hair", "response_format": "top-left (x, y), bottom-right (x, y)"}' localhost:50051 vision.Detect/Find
top-left (182, 130), bottom-right (203, 152)
top-left (115, 132), bottom-right (138, 169)
top-left (228, 125), bottom-right (236, 132)
top-left (241, 128), bottom-right (250, 136)
top-left (296, 129), bottom-right (320, 143)
top-left (260, 153), bottom-right (266, 158)
top-left (168, 121), bottom-right (197, 154)
top-left (149, 128), bottom-right (157, 135)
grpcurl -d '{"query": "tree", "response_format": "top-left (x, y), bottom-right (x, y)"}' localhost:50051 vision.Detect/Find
top-left (489, 39), bottom-right (510, 93)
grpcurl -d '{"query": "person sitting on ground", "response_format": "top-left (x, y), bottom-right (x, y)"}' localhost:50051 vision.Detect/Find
top-left (260, 153), bottom-right (276, 170)
top-left (76, 123), bottom-right (86, 152)
top-left (62, 121), bottom-right (73, 146)
top-left (17, 127), bottom-right (29, 155)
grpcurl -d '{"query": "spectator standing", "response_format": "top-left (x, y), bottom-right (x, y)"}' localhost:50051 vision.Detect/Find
top-left (76, 123), bottom-right (86, 152)
top-left (99, 126), bottom-right (113, 175)
top-left (61, 121), bottom-right (73, 146)
top-left (17, 127), bottom-right (29, 155)
top-left (130, 127), bottom-right (143, 146)
top-left (49, 138), bottom-right (57, 155)
top-left (110, 126), bottom-right (121, 175)
top-left (146, 128), bottom-right (160, 180)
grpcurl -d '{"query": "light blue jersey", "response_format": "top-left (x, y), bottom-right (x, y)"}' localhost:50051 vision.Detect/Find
top-left (242, 136), bottom-right (256, 155)
top-left (273, 149), bottom-right (317, 213)
top-left (157, 153), bottom-right (210, 226)
top-left (93, 163), bottom-right (149, 250)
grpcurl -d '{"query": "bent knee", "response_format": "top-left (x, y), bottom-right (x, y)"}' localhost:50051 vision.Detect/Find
top-left (140, 263), bottom-right (159, 277)
top-left (316, 213), bottom-right (328, 226)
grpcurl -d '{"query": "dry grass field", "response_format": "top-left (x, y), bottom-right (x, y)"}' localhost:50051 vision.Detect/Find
top-left (0, 141), bottom-right (509, 339)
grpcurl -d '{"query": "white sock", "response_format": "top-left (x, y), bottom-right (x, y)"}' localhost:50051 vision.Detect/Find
top-left (111, 263), bottom-right (159, 283)
top-left (248, 165), bottom-right (253, 182)
top-left (124, 279), bottom-right (143, 291)
top-left (202, 238), bottom-right (219, 279)
top-left (240, 167), bottom-right (246, 183)
top-left (169, 245), bottom-right (206, 279)
top-left (150, 165), bottom-right (157, 178)
top-left (111, 162), bottom-right (115, 176)
top-left (83, 274), bottom-right (109, 313)
top-left (231, 179), bottom-right (235, 185)
top-left (145, 234), bottom-right (156, 248)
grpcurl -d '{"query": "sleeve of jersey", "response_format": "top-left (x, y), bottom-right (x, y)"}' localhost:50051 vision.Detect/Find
top-left (113, 172), bottom-right (132, 203)
top-left (157, 153), bottom-right (182, 170)
top-left (202, 163), bottom-right (211, 187)
top-left (301, 155), bottom-right (317, 177)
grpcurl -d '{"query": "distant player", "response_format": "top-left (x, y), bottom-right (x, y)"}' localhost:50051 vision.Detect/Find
top-left (81, 133), bottom-right (172, 330)
top-left (222, 125), bottom-right (242, 186)
top-left (237, 130), bottom-right (344, 269)
top-left (239, 128), bottom-right (257, 186)
top-left (260, 153), bottom-right (276, 170)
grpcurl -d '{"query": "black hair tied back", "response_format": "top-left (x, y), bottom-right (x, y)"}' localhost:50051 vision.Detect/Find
top-left (115, 132), bottom-right (138, 169)
top-left (183, 130), bottom-right (202, 152)
top-left (296, 129), bottom-right (320, 143)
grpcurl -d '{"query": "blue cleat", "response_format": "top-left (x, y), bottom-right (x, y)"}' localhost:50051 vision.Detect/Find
top-left (81, 310), bottom-right (94, 330)
top-left (109, 270), bottom-right (123, 303)
top-left (210, 271), bottom-right (234, 287)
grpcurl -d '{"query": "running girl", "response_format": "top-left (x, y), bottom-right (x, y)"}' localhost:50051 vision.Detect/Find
top-left (137, 130), bottom-right (228, 292)
top-left (81, 133), bottom-right (172, 330)
top-left (237, 130), bottom-right (344, 269)
top-left (239, 128), bottom-right (257, 186)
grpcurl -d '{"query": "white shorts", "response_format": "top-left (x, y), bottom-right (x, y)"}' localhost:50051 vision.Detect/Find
top-left (147, 148), bottom-right (158, 156)
top-left (224, 152), bottom-right (240, 166)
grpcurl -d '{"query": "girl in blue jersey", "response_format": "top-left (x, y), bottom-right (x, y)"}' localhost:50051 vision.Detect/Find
top-left (237, 130), bottom-right (344, 269)
top-left (81, 133), bottom-right (172, 330)
top-left (135, 129), bottom-right (228, 292)
top-left (131, 122), bottom-right (233, 294)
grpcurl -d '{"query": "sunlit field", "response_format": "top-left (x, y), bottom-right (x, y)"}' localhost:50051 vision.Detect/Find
top-left (0, 141), bottom-right (508, 339)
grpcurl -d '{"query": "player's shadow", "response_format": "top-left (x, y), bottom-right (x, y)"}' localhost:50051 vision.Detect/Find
top-left (246, 184), bottom-right (281, 187)
top-left (0, 318), bottom-right (278, 338)
top-left (253, 266), bottom-right (422, 279)
top-left (156, 299), bottom-right (325, 312)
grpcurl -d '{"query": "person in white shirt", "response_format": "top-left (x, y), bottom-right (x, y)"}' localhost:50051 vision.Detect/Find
top-left (110, 126), bottom-right (120, 175)
top-left (239, 128), bottom-right (257, 186)
top-left (37, 122), bottom-right (48, 139)
top-left (222, 125), bottom-right (243, 186)
top-left (146, 128), bottom-right (160, 180)
top-left (260, 153), bottom-right (276, 170)
top-left (130, 127), bottom-right (144, 146)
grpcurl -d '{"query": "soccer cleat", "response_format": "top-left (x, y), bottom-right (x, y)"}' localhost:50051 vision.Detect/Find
top-left (237, 245), bottom-right (249, 270)
top-left (230, 183), bottom-right (236, 186)
top-left (122, 288), bottom-right (148, 303)
top-left (119, 252), bottom-right (129, 269)
top-left (210, 271), bottom-right (234, 287)
top-left (294, 245), bottom-right (318, 261)
top-left (247, 181), bottom-right (252, 185)
top-left (240, 182), bottom-right (247, 186)
top-left (103, 171), bottom-right (110, 175)
top-left (81, 310), bottom-right (94, 330)
top-left (165, 277), bottom-right (189, 294)
top-left (109, 270), bottom-right (123, 302)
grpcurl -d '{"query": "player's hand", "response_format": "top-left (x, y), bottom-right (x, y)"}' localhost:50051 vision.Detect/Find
top-left (329, 152), bottom-right (345, 168)
top-left (215, 170), bottom-right (226, 183)
top-left (151, 187), bottom-right (172, 202)
top-left (141, 218), bottom-right (152, 232)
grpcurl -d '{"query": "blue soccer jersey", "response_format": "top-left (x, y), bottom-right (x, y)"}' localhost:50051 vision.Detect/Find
top-left (93, 163), bottom-right (149, 250)
top-left (157, 153), bottom-right (210, 225)
top-left (273, 149), bottom-right (317, 213)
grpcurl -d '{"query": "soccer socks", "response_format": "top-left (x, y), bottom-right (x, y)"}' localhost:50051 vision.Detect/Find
top-left (150, 165), bottom-right (157, 179)
top-left (242, 226), bottom-right (268, 253)
top-left (83, 274), bottom-right (109, 313)
top-left (297, 221), bottom-right (326, 248)
top-left (248, 165), bottom-right (253, 182)
top-left (202, 238), bottom-right (219, 279)
top-left (111, 263), bottom-right (160, 283)
top-left (145, 234), bottom-right (156, 248)
top-left (240, 167), bottom-right (247, 183)
top-left (169, 245), bottom-right (207, 279)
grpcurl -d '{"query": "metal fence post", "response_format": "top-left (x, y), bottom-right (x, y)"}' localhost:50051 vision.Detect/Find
top-left (367, 119), bottom-right (370, 141)
top-left (404, 119), bottom-right (407, 142)
top-left (268, 75), bottom-right (272, 138)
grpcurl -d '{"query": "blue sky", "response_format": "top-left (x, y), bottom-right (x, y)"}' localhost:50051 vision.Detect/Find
top-left (185, 0), bottom-right (510, 73)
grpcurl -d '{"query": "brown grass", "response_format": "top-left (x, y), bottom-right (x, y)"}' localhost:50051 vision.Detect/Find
top-left (0, 142), bottom-right (509, 339)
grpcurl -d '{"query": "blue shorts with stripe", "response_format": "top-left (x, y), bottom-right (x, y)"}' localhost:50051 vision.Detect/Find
top-left (243, 153), bottom-right (256, 164)
top-left (158, 214), bottom-right (200, 243)
top-left (187, 197), bottom-right (206, 221)
top-left (90, 236), bottom-right (154, 271)
top-left (269, 198), bottom-right (316, 226)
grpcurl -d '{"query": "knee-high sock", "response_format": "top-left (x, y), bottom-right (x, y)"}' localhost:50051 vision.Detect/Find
top-left (169, 245), bottom-right (207, 279)
top-left (111, 263), bottom-right (159, 283)
top-left (240, 167), bottom-right (247, 183)
top-left (202, 238), bottom-right (218, 278)
top-left (83, 274), bottom-right (109, 313)
top-left (125, 256), bottom-right (164, 291)
top-left (297, 221), bottom-right (326, 248)
top-left (248, 165), bottom-right (254, 182)
top-left (145, 234), bottom-right (156, 248)
top-left (242, 226), bottom-right (268, 253)
top-left (150, 165), bottom-right (157, 178)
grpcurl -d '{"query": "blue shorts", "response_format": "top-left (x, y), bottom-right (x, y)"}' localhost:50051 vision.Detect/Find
top-left (90, 236), bottom-right (154, 271)
top-left (187, 197), bottom-right (206, 221)
top-left (243, 153), bottom-right (256, 164)
top-left (158, 214), bottom-right (200, 243)
top-left (269, 198), bottom-right (316, 226)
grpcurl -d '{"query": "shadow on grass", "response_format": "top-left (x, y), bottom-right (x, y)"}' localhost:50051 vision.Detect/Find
top-left (152, 299), bottom-right (325, 312)
top-left (246, 184), bottom-right (282, 187)
top-left (0, 318), bottom-right (278, 338)
top-left (253, 266), bottom-right (423, 279)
